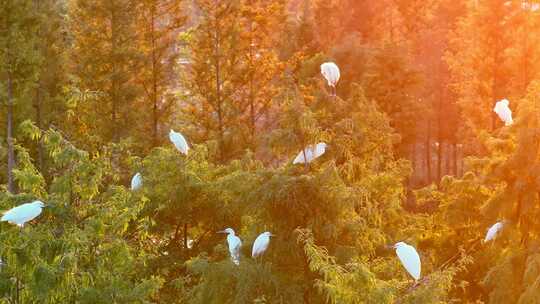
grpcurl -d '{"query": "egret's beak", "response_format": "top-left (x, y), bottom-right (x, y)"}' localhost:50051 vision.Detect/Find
top-left (217, 230), bottom-right (226, 234)
top-left (386, 244), bottom-right (395, 249)
top-left (270, 234), bottom-right (276, 237)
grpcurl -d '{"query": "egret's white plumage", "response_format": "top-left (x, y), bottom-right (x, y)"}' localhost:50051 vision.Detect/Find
top-left (494, 99), bottom-right (513, 126)
top-left (1, 200), bottom-right (45, 227)
top-left (484, 221), bottom-right (504, 243)
top-left (394, 242), bottom-right (421, 281)
top-left (169, 129), bottom-right (189, 155)
top-left (320, 62), bottom-right (340, 87)
top-left (252, 232), bottom-right (274, 258)
top-left (131, 172), bottom-right (143, 191)
top-left (293, 142), bottom-right (327, 165)
top-left (219, 228), bottom-right (242, 265)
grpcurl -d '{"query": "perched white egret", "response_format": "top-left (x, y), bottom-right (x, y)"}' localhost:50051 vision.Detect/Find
top-left (187, 238), bottom-right (194, 249)
top-left (218, 228), bottom-right (242, 265)
top-left (394, 242), bottom-right (421, 281)
top-left (1, 200), bottom-right (45, 228)
top-left (320, 62), bottom-right (340, 88)
top-left (169, 129), bottom-right (189, 155)
top-left (484, 221), bottom-right (505, 243)
top-left (293, 142), bottom-right (327, 165)
top-left (252, 232), bottom-right (274, 258)
top-left (130, 172), bottom-right (143, 191)
top-left (494, 99), bottom-right (513, 126)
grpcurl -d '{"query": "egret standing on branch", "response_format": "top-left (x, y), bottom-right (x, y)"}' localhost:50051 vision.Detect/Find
top-left (320, 62), bottom-right (340, 96)
top-left (169, 129), bottom-right (189, 155)
top-left (131, 172), bottom-right (143, 191)
top-left (252, 232), bottom-right (274, 258)
top-left (218, 228), bottom-right (242, 265)
top-left (1, 200), bottom-right (45, 228)
top-left (484, 221), bottom-right (505, 243)
top-left (293, 142), bottom-right (327, 165)
top-left (494, 99), bottom-right (513, 126)
top-left (394, 241), bottom-right (421, 281)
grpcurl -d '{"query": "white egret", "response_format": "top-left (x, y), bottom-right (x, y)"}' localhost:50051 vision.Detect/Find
top-left (493, 99), bottom-right (513, 126)
top-left (1, 200), bottom-right (45, 228)
top-left (394, 242), bottom-right (421, 281)
top-left (320, 62), bottom-right (340, 88)
top-left (252, 232), bottom-right (274, 258)
top-left (293, 142), bottom-right (327, 165)
top-left (130, 172), bottom-right (143, 191)
top-left (218, 228), bottom-right (242, 265)
top-left (169, 129), bottom-right (189, 155)
top-left (484, 221), bottom-right (505, 243)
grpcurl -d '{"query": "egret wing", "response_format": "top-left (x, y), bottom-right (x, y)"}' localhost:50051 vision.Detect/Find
top-left (2, 203), bottom-right (42, 225)
top-left (313, 143), bottom-right (327, 159)
top-left (485, 222), bottom-right (503, 242)
top-left (228, 236), bottom-right (242, 265)
top-left (396, 244), bottom-right (421, 280)
top-left (169, 130), bottom-right (190, 155)
top-left (131, 173), bottom-right (142, 190)
top-left (252, 234), bottom-right (269, 257)
top-left (321, 63), bottom-right (341, 87)
top-left (293, 145), bottom-right (322, 164)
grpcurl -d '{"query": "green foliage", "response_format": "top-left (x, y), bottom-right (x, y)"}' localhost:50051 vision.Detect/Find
top-left (0, 122), bottom-right (161, 303)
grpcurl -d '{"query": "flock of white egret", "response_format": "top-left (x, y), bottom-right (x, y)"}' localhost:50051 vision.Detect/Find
top-left (2, 62), bottom-right (514, 283)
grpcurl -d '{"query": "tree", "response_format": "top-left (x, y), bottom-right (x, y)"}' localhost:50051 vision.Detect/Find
top-left (32, 0), bottom-right (69, 174)
top-left (0, 121), bottom-right (161, 303)
top-left (446, 0), bottom-right (514, 144)
top-left (68, 0), bottom-right (141, 148)
top-left (180, 0), bottom-right (243, 162)
top-left (0, 0), bottom-right (40, 192)
top-left (236, 0), bottom-right (286, 152)
top-left (136, 0), bottom-right (185, 148)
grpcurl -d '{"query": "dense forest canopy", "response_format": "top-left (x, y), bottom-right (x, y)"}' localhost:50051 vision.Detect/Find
top-left (1, 0), bottom-right (540, 303)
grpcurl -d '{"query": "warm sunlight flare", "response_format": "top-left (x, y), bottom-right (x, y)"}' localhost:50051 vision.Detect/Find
top-left (2, 0), bottom-right (540, 302)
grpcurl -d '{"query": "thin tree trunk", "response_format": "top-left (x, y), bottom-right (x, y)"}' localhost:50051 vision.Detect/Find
top-left (523, 9), bottom-right (529, 93)
top-left (491, 7), bottom-right (503, 131)
top-left (437, 133), bottom-right (442, 182)
top-left (214, 9), bottom-right (224, 160)
top-left (151, 5), bottom-right (159, 147)
top-left (452, 142), bottom-right (457, 176)
top-left (425, 120), bottom-right (431, 185)
top-left (35, 85), bottom-right (44, 172)
top-left (7, 74), bottom-right (15, 193)
top-left (183, 223), bottom-right (188, 249)
top-left (248, 12), bottom-right (256, 149)
top-left (411, 141), bottom-right (416, 181)
top-left (111, 2), bottom-right (119, 143)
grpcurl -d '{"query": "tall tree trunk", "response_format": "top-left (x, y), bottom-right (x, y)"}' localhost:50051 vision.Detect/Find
top-left (34, 0), bottom-right (44, 173)
top-left (151, 5), bottom-right (159, 147)
top-left (411, 141), bottom-right (416, 181)
top-left (452, 142), bottom-right (457, 176)
top-left (214, 9), bottom-right (224, 160)
top-left (6, 74), bottom-right (15, 193)
top-left (523, 10), bottom-right (530, 93)
top-left (183, 223), bottom-right (188, 249)
top-left (111, 3), bottom-right (119, 143)
top-left (248, 13), bottom-right (256, 149)
top-left (35, 85), bottom-right (44, 172)
top-left (425, 119), bottom-right (432, 185)
top-left (437, 107), bottom-right (443, 182)
top-left (491, 6), bottom-right (503, 131)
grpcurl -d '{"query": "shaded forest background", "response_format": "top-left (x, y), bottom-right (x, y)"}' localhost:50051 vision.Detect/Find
top-left (1, 0), bottom-right (540, 303)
